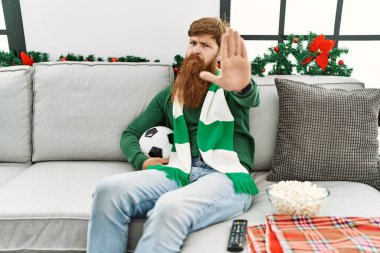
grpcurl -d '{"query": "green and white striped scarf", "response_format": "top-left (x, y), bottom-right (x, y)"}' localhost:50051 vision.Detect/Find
top-left (148, 78), bottom-right (259, 195)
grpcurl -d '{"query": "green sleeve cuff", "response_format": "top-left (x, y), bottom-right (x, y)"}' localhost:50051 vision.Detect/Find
top-left (233, 80), bottom-right (254, 98)
top-left (135, 153), bottom-right (149, 170)
top-left (230, 79), bottom-right (260, 108)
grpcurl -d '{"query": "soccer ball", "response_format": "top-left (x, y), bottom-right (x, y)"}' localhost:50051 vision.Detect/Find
top-left (139, 126), bottom-right (174, 159)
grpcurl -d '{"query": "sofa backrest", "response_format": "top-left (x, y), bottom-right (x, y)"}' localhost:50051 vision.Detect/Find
top-left (250, 75), bottom-right (365, 171)
top-left (0, 66), bottom-right (33, 163)
top-left (32, 62), bottom-right (174, 162)
top-left (1, 63), bottom-right (366, 168)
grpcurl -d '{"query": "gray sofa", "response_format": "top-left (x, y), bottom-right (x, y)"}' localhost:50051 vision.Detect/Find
top-left (0, 62), bottom-right (379, 253)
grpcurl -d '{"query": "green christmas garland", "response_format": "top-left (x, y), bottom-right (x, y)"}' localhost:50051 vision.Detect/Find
top-left (0, 51), bottom-right (49, 67)
top-left (0, 52), bottom-right (158, 67)
top-left (0, 32), bottom-right (352, 77)
top-left (251, 32), bottom-right (352, 77)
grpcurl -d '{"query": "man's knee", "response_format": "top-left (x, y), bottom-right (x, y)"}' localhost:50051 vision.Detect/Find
top-left (151, 193), bottom-right (192, 225)
top-left (93, 174), bottom-right (134, 205)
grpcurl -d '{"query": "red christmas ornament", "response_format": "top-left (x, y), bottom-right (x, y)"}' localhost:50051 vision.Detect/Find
top-left (173, 67), bottom-right (179, 74)
top-left (111, 58), bottom-right (118, 62)
top-left (293, 38), bottom-right (299, 43)
top-left (60, 57), bottom-right (67, 61)
top-left (262, 68), bottom-right (266, 73)
top-left (274, 46), bottom-right (280, 53)
top-left (20, 52), bottom-right (34, 66)
top-left (338, 60), bottom-right (344, 65)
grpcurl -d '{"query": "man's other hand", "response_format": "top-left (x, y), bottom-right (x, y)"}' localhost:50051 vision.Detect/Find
top-left (199, 28), bottom-right (251, 92)
top-left (142, 157), bottom-right (169, 170)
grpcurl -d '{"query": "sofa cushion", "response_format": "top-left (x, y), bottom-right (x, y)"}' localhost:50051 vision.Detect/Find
top-left (0, 161), bottom-right (134, 252)
top-left (250, 75), bottom-right (364, 171)
top-left (0, 66), bottom-right (33, 163)
top-left (267, 78), bottom-right (380, 190)
top-left (32, 62), bottom-right (174, 162)
top-left (0, 163), bottom-right (30, 187)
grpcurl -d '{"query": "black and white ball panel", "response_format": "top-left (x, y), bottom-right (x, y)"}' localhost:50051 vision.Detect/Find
top-left (139, 126), bottom-right (173, 159)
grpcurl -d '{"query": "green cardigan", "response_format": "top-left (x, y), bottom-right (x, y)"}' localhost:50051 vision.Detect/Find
top-left (120, 80), bottom-right (260, 171)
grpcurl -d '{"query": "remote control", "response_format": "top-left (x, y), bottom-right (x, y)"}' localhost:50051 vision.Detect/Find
top-left (227, 219), bottom-right (247, 252)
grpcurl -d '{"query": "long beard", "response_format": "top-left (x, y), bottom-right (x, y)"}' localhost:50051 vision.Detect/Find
top-left (171, 54), bottom-right (217, 108)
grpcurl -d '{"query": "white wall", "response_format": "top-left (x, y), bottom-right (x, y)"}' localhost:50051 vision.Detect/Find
top-left (20, 0), bottom-right (219, 64)
top-left (16, 1), bottom-right (380, 89)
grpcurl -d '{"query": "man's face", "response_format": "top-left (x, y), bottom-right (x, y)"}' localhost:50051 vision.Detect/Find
top-left (186, 34), bottom-right (219, 66)
top-left (170, 34), bottom-right (219, 108)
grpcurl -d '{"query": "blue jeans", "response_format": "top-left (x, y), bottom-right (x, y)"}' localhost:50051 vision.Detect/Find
top-left (87, 157), bottom-right (252, 253)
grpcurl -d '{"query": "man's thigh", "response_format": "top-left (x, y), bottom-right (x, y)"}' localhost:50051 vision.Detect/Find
top-left (152, 171), bottom-right (252, 232)
top-left (96, 169), bottom-right (179, 217)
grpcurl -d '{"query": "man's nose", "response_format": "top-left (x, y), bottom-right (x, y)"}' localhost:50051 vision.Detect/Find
top-left (192, 44), bottom-right (201, 54)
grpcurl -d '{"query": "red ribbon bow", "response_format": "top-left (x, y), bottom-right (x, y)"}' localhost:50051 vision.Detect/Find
top-left (302, 35), bottom-right (335, 71)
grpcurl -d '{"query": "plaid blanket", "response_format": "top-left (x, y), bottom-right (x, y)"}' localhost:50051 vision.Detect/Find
top-left (247, 215), bottom-right (380, 253)
top-left (247, 224), bottom-right (266, 253)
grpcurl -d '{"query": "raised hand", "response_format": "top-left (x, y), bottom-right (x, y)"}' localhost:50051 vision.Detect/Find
top-left (199, 28), bottom-right (251, 92)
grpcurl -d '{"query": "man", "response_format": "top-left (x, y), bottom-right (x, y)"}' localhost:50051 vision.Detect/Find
top-left (87, 17), bottom-right (260, 253)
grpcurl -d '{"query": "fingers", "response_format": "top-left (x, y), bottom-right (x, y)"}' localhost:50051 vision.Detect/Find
top-left (228, 28), bottom-right (235, 57)
top-left (223, 28), bottom-right (244, 58)
top-left (235, 31), bottom-right (241, 56)
top-left (143, 157), bottom-right (169, 169)
top-left (221, 32), bottom-right (228, 60)
top-left (152, 157), bottom-right (169, 163)
top-left (199, 71), bottom-right (219, 84)
top-left (160, 158), bottom-right (169, 164)
top-left (240, 37), bottom-right (248, 58)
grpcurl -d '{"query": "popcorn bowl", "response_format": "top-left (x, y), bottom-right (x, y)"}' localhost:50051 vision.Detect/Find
top-left (266, 181), bottom-right (330, 216)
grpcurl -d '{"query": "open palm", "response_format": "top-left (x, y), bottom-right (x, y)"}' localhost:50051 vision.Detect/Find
top-left (199, 28), bottom-right (251, 92)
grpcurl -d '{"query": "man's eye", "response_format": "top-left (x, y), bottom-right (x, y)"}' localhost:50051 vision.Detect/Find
top-left (190, 41), bottom-right (196, 45)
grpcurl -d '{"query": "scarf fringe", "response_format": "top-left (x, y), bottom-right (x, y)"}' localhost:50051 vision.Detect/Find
top-left (147, 165), bottom-right (190, 187)
top-left (226, 173), bottom-right (259, 195)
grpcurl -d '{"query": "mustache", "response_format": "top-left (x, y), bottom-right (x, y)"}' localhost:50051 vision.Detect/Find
top-left (180, 54), bottom-right (206, 73)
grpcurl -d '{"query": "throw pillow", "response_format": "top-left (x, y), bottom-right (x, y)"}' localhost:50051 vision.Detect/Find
top-left (268, 78), bottom-right (380, 190)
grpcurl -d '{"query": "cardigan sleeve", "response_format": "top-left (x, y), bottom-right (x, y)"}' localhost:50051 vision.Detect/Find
top-left (120, 87), bottom-right (170, 170)
top-left (230, 79), bottom-right (260, 108)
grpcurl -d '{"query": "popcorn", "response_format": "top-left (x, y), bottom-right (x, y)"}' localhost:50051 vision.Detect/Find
top-left (267, 181), bottom-right (329, 216)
